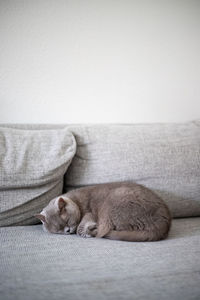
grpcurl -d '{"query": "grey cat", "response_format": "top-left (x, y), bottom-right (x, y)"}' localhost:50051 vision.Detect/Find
top-left (35, 182), bottom-right (171, 242)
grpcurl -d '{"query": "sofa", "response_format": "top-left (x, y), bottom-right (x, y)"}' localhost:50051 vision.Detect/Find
top-left (0, 121), bottom-right (200, 300)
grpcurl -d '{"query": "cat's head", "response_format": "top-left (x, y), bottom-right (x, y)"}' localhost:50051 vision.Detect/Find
top-left (35, 197), bottom-right (81, 234)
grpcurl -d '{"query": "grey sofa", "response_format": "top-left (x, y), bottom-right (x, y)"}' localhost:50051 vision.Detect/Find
top-left (0, 122), bottom-right (200, 300)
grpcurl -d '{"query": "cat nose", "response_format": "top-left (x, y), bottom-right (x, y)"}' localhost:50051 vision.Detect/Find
top-left (64, 227), bottom-right (70, 234)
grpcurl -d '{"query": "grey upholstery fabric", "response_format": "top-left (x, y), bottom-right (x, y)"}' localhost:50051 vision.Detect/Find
top-left (1, 121), bottom-right (200, 218)
top-left (0, 218), bottom-right (200, 300)
top-left (0, 127), bottom-right (76, 226)
top-left (0, 122), bottom-right (200, 300)
top-left (65, 122), bottom-right (200, 218)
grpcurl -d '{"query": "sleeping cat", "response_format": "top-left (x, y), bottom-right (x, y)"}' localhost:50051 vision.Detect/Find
top-left (35, 182), bottom-right (171, 242)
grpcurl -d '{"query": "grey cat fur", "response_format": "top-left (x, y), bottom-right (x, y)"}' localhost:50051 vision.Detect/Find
top-left (35, 182), bottom-right (171, 242)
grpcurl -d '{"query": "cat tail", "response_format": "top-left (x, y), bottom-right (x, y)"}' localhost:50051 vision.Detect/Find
top-left (103, 221), bottom-right (171, 242)
top-left (104, 230), bottom-right (153, 242)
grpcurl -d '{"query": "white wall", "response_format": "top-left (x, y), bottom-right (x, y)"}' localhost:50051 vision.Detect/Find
top-left (0, 0), bottom-right (200, 124)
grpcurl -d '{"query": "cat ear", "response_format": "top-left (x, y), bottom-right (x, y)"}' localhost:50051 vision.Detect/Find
top-left (58, 197), bottom-right (67, 210)
top-left (34, 214), bottom-right (46, 223)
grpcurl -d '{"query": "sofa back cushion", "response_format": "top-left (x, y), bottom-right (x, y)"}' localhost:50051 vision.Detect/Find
top-left (65, 121), bottom-right (200, 218)
top-left (0, 127), bottom-right (76, 226)
top-left (1, 121), bottom-right (199, 218)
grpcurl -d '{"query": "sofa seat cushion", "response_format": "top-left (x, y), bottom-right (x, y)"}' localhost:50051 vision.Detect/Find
top-left (0, 217), bottom-right (200, 300)
top-left (0, 127), bottom-right (76, 226)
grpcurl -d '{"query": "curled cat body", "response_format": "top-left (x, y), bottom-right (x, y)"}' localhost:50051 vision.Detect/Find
top-left (35, 182), bottom-right (171, 242)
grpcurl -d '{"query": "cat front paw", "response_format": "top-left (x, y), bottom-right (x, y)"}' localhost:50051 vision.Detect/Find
top-left (77, 222), bottom-right (97, 238)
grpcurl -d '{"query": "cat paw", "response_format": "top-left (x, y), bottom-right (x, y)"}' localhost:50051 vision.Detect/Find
top-left (87, 223), bottom-right (98, 237)
top-left (77, 222), bottom-right (97, 238)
